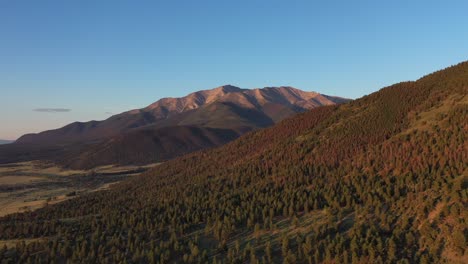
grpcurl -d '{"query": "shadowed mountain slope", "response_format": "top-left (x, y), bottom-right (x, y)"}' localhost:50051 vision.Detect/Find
top-left (56, 126), bottom-right (242, 169)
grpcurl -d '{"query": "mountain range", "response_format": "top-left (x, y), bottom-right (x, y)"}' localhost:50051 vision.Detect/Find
top-left (0, 140), bottom-right (13, 145)
top-left (0, 85), bottom-right (349, 168)
top-left (1, 62), bottom-right (466, 263)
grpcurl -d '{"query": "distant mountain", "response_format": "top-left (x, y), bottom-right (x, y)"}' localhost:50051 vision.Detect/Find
top-left (16, 85), bottom-right (347, 144)
top-left (2, 86), bottom-right (349, 168)
top-left (0, 140), bottom-right (13, 145)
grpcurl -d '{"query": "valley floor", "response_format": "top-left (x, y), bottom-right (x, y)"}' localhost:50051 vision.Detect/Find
top-left (0, 161), bottom-right (158, 217)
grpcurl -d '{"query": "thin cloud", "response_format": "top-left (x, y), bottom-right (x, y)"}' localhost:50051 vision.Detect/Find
top-left (33, 108), bottom-right (71, 113)
top-left (105, 112), bottom-right (114, 115)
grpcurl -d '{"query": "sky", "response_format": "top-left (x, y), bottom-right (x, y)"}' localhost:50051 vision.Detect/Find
top-left (1, 0), bottom-right (468, 140)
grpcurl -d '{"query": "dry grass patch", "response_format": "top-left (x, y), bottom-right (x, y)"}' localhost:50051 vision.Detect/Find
top-left (0, 176), bottom-right (44, 185)
top-left (405, 94), bottom-right (467, 133)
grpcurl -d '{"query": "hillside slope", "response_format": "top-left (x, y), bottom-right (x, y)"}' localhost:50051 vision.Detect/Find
top-left (0, 62), bottom-right (466, 263)
top-left (56, 126), bottom-right (242, 169)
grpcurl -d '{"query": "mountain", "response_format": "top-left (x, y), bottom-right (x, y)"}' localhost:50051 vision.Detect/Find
top-left (16, 85), bottom-right (347, 144)
top-left (2, 86), bottom-right (348, 168)
top-left (1, 62), bottom-right (466, 263)
top-left (0, 140), bottom-right (13, 145)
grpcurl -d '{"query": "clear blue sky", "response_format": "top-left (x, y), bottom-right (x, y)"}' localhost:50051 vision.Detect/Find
top-left (1, 0), bottom-right (467, 140)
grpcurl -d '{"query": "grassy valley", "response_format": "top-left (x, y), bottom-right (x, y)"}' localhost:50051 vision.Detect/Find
top-left (0, 161), bottom-right (157, 217)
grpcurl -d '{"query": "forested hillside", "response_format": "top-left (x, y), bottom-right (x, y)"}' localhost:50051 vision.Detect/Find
top-left (0, 62), bottom-right (467, 263)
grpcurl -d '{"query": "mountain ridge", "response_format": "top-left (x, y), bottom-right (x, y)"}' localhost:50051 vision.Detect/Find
top-left (16, 85), bottom-right (347, 144)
